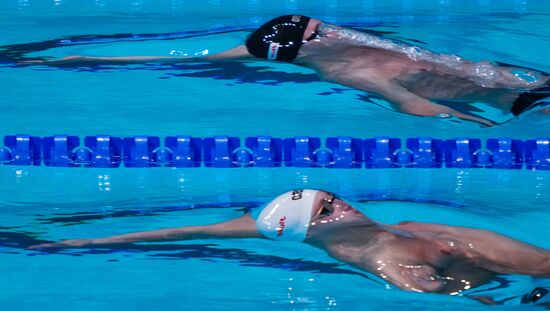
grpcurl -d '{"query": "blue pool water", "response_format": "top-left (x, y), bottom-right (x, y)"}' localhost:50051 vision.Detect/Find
top-left (1, 0), bottom-right (549, 310)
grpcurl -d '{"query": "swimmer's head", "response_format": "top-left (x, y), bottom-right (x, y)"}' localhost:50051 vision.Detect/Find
top-left (245, 15), bottom-right (319, 62)
top-left (255, 189), bottom-right (363, 242)
top-left (255, 189), bottom-right (318, 241)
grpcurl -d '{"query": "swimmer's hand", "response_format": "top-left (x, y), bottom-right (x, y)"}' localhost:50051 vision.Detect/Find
top-left (28, 238), bottom-right (93, 249)
top-left (434, 112), bottom-right (497, 127)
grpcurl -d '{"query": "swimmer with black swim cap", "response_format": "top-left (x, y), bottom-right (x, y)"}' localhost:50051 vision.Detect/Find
top-left (30, 189), bottom-right (550, 298)
top-left (23, 15), bottom-right (550, 126)
top-left (245, 15), bottom-right (317, 62)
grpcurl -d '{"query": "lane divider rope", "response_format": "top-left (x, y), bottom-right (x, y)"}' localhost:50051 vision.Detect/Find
top-left (0, 134), bottom-right (548, 169)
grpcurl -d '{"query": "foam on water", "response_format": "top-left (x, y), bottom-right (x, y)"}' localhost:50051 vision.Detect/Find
top-left (316, 23), bottom-right (544, 88)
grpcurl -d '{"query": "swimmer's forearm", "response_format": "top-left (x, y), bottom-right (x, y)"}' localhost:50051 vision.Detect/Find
top-left (88, 214), bottom-right (261, 244)
top-left (90, 221), bottom-right (261, 244)
top-left (71, 224), bottom-right (255, 245)
top-left (29, 227), bottom-right (208, 248)
top-left (88, 226), bottom-right (211, 245)
top-left (29, 226), bottom-right (244, 248)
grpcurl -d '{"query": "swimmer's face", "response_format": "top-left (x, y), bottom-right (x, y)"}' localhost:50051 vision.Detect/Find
top-left (306, 191), bottom-right (364, 239)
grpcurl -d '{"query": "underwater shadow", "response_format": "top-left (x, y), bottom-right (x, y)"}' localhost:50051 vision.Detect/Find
top-left (0, 230), bottom-right (379, 282)
top-left (34, 200), bottom-right (262, 226)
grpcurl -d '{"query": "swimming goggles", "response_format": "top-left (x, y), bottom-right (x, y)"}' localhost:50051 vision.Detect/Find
top-left (304, 23), bottom-right (322, 42)
top-left (317, 193), bottom-right (337, 218)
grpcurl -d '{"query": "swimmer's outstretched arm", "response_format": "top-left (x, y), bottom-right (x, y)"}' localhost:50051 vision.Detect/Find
top-left (28, 214), bottom-right (262, 249)
top-left (19, 45), bottom-right (253, 66)
top-left (349, 79), bottom-right (497, 127)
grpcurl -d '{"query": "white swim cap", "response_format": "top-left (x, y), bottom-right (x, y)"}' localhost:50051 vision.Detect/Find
top-left (256, 189), bottom-right (319, 242)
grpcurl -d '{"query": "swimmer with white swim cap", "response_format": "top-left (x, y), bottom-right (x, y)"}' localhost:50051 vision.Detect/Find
top-left (30, 189), bottom-right (550, 300)
top-left (254, 189), bottom-right (319, 241)
top-left (22, 15), bottom-right (550, 126)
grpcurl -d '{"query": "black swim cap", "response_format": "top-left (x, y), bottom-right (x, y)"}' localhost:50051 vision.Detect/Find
top-left (245, 15), bottom-right (311, 63)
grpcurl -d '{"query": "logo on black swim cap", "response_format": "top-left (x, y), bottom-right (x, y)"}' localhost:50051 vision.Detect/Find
top-left (245, 15), bottom-right (311, 63)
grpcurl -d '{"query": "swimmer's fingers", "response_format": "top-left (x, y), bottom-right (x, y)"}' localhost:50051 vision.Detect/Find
top-left (433, 114), bottom-right (494, 127)
top-left (438, 112), bottom-right (497, 127)
top-left (456, 114), bottom-right (497, 127)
